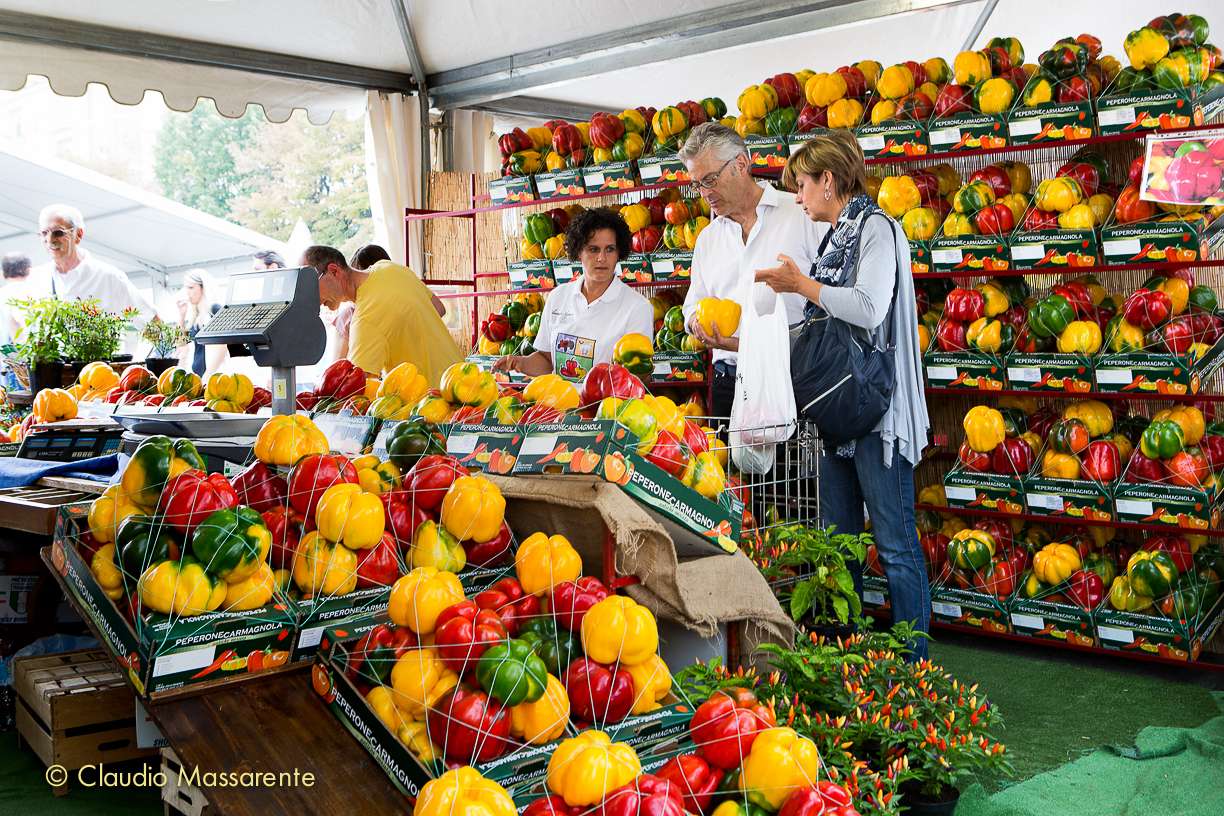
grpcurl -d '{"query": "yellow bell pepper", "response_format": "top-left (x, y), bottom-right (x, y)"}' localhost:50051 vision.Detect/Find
top-left (966, 317), bottom-right (1007, 353)
top-left (545, 152), bottom-right (566, 172)
top-left (510, 673), bottom-right (570, 744)
top-left (581, 595), bottom-right (659, 667)
top-left (901, 207), bottom-right (939, 241)
top-left (975, 77), bottom-right (1016, 115)
top-left (414, 391), bottom-right (456, 424)
top-left (682, 451), bottom-right (727, 499)
top-left (620, 203), bottom-right (651, 233)
top-left (1033, 543), bottom-right (1082, 585)
top-left (942, 213), bottom-right (975, 237)
top-left (390, 647), bottom-right (460, 721)
top-left (78, 361), bottom-right (119, 391)
top-left (1124, 26), bottom-right (1170, 70)
top-left (1035, 177), bottom-right (1084, 213)
top-left (139, 558), bottom-right (226, 616)
top-left (804, 72), bottom-right (848, 107)
top-left (440, 362), bottom-right (498, 408)
top-left (1153, 406), bottom-right (1205, 446)
top-left (315, 483), bottom-right (385, 550)
top-left (917, 484), bottom-right (947, 507)
top-left (366, 685), bottom-right (408, 732)
top-left (543, 234), bottom-right (566, 260)
top-left (369, 394), bottom-right (413, 421)
top-left (411, 519), bottom-right (466, 572)
top-left (999, 193), bottom-right (1029, 223)
top-left (695, 298), bottom-right (743, 338)
top-left (547, 730), bottom-right (641, 808)
top-left (1041, 451), bottom-right (1081, 479)
top-left (1156, 277), bottom-right (1190, 315)
top-left (440, 474), bottom-right (505, 544)
top-left (521, 239), bottom-right (545, 260)
top-left (977, 283), bottom-right (1010, 317)
top-left (737, 86), bottom-right (769, 119)
top-left (930, 163), bottom-right (963, 196)
top-left (523, 373), bottom-right (581, 411)
top-left (90, 543), bottom-right (125, 600)
top-left (954, 50), bottom-right (992, 85)
top-left (735, 114), bottom-right (766, 138)
top-left (515, 532), bottom-right (582, 596)
top-left (683, 217), bottom-right (710, 250)
top-left (620, 109), bottom-right (647, 134)
top-left (354, 455), bottom-right (402, 495)
top-left (963, 406), bottom-right (1006, 453)
top-left (739, 727), bottom-right (822, 810)
top-left (1087, 194), bottom-right (1114, 226)
top-left (377, 362), bottom-right (428, 404)
top-left (877, 64), bottom-right (915, 100)
top-left (1112, 433), bottom-right (1134, 464)
top-left (1063, 400), bottom-right (1113, 438)
top-left (291, 531), bottom-right (358, 597)
top-left (827, 98), bottom-right (863, 129)
top-left (31, 388), bottom-right (78, 424)
top-left (388, 567), bottom-right (464, 634)
top-left (620, 132), bottom-right (646, 160)
top-left (526, 126), bottom-right (553, 150)
top-left (253, 414), bottom-right (329, 467)
top-left (1057, 203), bottom-right (1096, 230)
top-left (204, 373), bottom-right (254, 411)
top-left (156, 367), bottom-right (202, 399)
top-left (397, 721), bottom-right (440, 761)
top-left (1108, 318), bottom-right (1145, 352)
top-left (87, 484), bottom-right (140, 544)
top-left (223, 561), bottom-right (276, 611)
top-left (416, 767), bottom-right (516, 816)
top-left (877, 176), bottom-right (921, 219)
top-left (1057, 320), bottom-right (1102, 354)
top-left (642, 394), bottom-right (686, 438)
top-left (625, 654), bottom-right (671, 714)
top-left (857, 60), bottom-right (883, 90)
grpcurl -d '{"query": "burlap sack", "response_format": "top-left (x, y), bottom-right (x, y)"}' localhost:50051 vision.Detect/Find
top-left (488, 474), bottom-right (795, 666)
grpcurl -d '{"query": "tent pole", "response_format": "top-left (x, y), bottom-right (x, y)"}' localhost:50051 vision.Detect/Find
top-left (960, 0), bottom-right (1000, 51)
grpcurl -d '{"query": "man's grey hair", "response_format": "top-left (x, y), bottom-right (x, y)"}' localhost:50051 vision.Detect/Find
top-left (39, 203), bottom-right (85, 230)
top-left (678, 123), bottom-right (748, 165)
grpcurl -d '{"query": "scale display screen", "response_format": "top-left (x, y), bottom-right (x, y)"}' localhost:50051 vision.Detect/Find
top-left (227, 268), bottom-right (297, 305)
top-left (18, 429), bottom-right (123, 461)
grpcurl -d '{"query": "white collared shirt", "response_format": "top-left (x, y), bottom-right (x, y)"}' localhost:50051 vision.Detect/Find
top-left (28, 250), bottom-right (155, 326)
top-left (536, 276), bottom-right (654, 381)
top-left (682, 182), bottom-right (829, 364)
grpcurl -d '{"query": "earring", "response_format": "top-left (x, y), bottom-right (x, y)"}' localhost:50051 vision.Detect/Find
top-left (824, 186), bottom-right (832, 201)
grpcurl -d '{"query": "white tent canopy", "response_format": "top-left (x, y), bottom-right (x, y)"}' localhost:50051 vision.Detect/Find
top-left (0, 145), bottom-right (285, 290)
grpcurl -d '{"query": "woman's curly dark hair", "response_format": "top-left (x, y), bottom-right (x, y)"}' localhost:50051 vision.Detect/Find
top-left (564, 207), bottom-right (632, 262)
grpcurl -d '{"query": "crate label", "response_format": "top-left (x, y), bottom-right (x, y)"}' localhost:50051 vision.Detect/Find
top-left (932, 601), bottom-right (962, 618)
top-left (153, 645), bottom-right (215, 678)
top-left (932, 249), bottom-right (963, 264)
top-left (1008, 367), bottom-right (1041, 382)
top-left (447, 433), bottom-right (479, 455)
top-left (536, 177), bottom-right (557, 194)
top-left (1098, 624), bottom-right (1135, 643)
top-left (1095, 369), bottom-right (1133, 385)
top-left (864, 590), bottom-right (886, 605)
top-left (585, 171), bottom-right (605, 187)
top-left (1008, 118), bottom-right (1043, 137)
top-left (1010, 243), bottom-right (1046, 261)
top-left (298, 624), bottom-right (327, 649)
top-left (1115, 498), bottom-right (1154, 516)
top-left (508, 267), bottom-right (529, 286)
top-left (653, 361), bottom-right (672, 376)
top-left (1103, 238), bottom-right (1142, 255)
top-left (1098, 107), bottom-right (1136, 127)
top-left (519, 435), bottom-right (558, 456)
top-left (652, 260), bottom-right (674, 276)
top-left (944, 485), bottom-right (976, 501)
top-left (1011, 612), bottom-right (1045, 630)
top-left (553, 264), bottom-right (575, 283)
top-left (135, 700), bottom-right (168, 749)
top-left (639, 162), bottom-right (662, 181)
top-left (927, 366), bottom-right (957, 380)
top-left (929, 127), bottom-right (961, 145)
top-left (0, 575), bottom-right (36, 624)
top-left (857, 134), bottom-right (886, 151)
top-left (1026, 493), bottom-right (1064, 510)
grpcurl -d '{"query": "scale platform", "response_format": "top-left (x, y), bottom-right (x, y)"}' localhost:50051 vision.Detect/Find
top-left (110, 407), bottom-right (267, 439)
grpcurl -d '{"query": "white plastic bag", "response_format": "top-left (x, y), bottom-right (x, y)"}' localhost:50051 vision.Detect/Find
top-left (730, 279), bottom-right (797, 474)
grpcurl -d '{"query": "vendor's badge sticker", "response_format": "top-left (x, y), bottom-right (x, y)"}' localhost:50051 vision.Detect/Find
top-left (553, 333), bottom-right (595, 382)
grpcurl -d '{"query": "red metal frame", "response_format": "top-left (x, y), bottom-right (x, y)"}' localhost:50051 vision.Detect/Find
top-left (924, 386), bottom-right (1224, 403)
top-left (915, 501), bottom-right (1224, 538)
top-left (915, 258), bottom-right (1224, 281)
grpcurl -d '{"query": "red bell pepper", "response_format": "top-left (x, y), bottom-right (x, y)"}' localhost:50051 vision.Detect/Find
top-left (910, 170), bottom-right (940, 205)
top-left (973, 519), bottom-right (1013, 551)
top-left (581, 363), bottom-right (647, 405)
top-left (355, 531), bottom-right (400, 590)
top-left (944, 288), bottom-right (985, 323)
top-left (482, 314), bottom-right (513, 342)
top-left (1126, 451), bottom-right (1166, 483)
top-left (958, 442), bottom-right (992, 473)
top-left (1128, 155), bottom-right (1145, 186)
top-left (1023, 208), bottom-right (1060, 231)
top-left (295, 391), bottom-right (319, 411)
top-left (550, 576), bottom-right (611, 632)
top-left (633, 227), bottom-right (662, 254)
top-left (689, 687), bottom-right (776, 770)
top-left (346, 623), bottom-right (418, 687)
top-left (589, 112), bottom-right (626, 150)
top-left (969, 165), bottom-right (1012, 198)
top-left (1056, 161), bottom-right (1100, 196)
top-left (779, 783), bottom-right (857, 816)
top-left (683, 421), bottom-right (710, 456)
top-left (381, 490), bottom-right (432, 552)
top-left (640, 197), bottom-right (665, 226)
top-left (973, 202), bottom-right (1015, 236)
top-left (434, 600), bottom-right (509, 673)
top-left (425, 686), bottom-right (512, 762)
top-left (232, 461), bottom-right (287, 512)
top-left (288, 454), bottom-right (358, 518)
top-left (655, 754), bottom-right (724, 815)
top-left (1026, 407), bottom-right (1058, 442)
top-left (937, 319), bottom-right (968, 352)
top-left (1162, 317), bottom-right (1195, 355)
top-left (262, 505), bottom-right (306, 569)
top-left (473, 577), bottom-right (541, 636)
top-left (246, 387), bottom-right (271, 413)
top-left (499, 128), bottom-right (533, 157)
top-left (551, 122), bottom-right (585, 156)
top-left (1200, 432), bottom-right (1224, 469)
top-left (990, 437), bottom-right (1034, 476)
top-left (836, 65), bottom-right (867, 99)
top-left (646, 430), bottom-right (688, 477)
top-left (1066, 569), bottom-right (1105, 610)
top-left (1051, 283), bottom-right (1092, 318)
top-left (1143, 534), bottom-right (1193, 574)
top-left (1122, 289), bottom-right (1172, 331)
top-left (765, 73), bottom-right (803, 108)
top-left (933, 83), bottom-right (973, 117)
top-left (676, 100), bottom-right (709, 127)
top-left (523, 797), bottom-right (578, 816)
top-left (463, 520), bottom-right (514, 568)
top-left (598, 774), bottom-right (685, 816)
top-left (158, 470), bottom-right (239, 535)
top-left (403, 454), bottom-right (467, 511)
top-left (520, 403), bottom-right (564, 426)
top-left (564, 657), bottom-right (635, 725)
top-left (974, 558), bottom-right (1018, 597)
top-left (1115, 184), bottom-right (1156, 224)
top-left (317, 359), bottom-right (367, 401)
top-left (796, 104), bottom-right (828, 132)
top-left (921, 532), bottom-right (950, 575)
top-left (1081, 440), bottom-right (1120, 482)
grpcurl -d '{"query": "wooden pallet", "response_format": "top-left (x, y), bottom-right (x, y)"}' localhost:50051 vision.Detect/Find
top-left (160, 747), bottom-right (212, 816)
top-left (14, 649), bottom-right (156, 796)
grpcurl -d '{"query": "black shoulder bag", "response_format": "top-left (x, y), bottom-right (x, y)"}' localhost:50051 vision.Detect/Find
top-left (790, 216), bottom-right (900, 446)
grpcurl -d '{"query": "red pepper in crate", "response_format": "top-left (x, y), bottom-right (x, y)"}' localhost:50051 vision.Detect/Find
top-left (474, 577), bottom-right (541, 635)
top-left (1022, 208), bottom-right (1060, 231)
top-left (232, 461), bottom-right (287, 512)
top-left (1066, 569), bottom-right (1105, 610)
top-left (779, 783), bottom-right (858, 816)
top-left (655, 754), bottom-right (724, 815)
top-left (958, 442), bottom-right (992, 472)
top-left (550, 576), bottom-right (611, 631)
top-left (499, 128), bottom-right (533, 157)
top-left (317, 359), bottom-right (367, 401)
top-left (425, 686), bottom-right (512, 763)
top-left (599, 774), bottom-right (685, 816)
top-left (1144, 534), bottom-right (1193, 573)
top-left (1057, 161), bottom-right (1100, 196)
top-left (434, 600), bottom-right (509, 673)
top-left (1081, 440), bottom-right (1120, 482)
top-left (482, 314), bottom-right (513, 343)
top-left (1122, 289), bottom-right (1172, 331)
top-left (911, 170), bottom-right (941, 204)
top-left (1051, 283), bottom-right (1092, 318)
top-left (990, 437), bottom-right (1033, 476)
top-left (1162, 317), bottom-right (1195, 355)
top-left (404, 454), bottom-right (467, 511)
top-left (158, 470), bottom-right (239, 535)
top-left (1200, 427), bottom-right (1224, 469)
top-left (463, 520), bottom-right (514, 568)
top-left (936, 320), bottom-right (967, 352)
top-left (564, 657), bottom-right (635, 725)
top-left (921, 532), bottom-right (949, 575)
top-left (973, 202), bottom-right (1015, 236)
top-left (355, 532), bottom-right (400, 590)
top-left (1027, 407), bottom-right (1059, 443)
top-left (973, 519), bottom-right (1013, 551)
top-left (1129, 155), bottom-right (1146, 186)
top-left (968, 165), bottom-right (1012, 198)
top-left (262, 505), bottom-right (305, 569)
top-left (346, 623), bottom-right (418, 687)
top-left (381, 490), bottom-right (431, 552)
top-left (1125, 451), bottom-right (1165, 483)
top-left (581, 363), bottom-right (647, 405)
top-left (689, 687), bottom-right (776, 770)
top-left (289, 454), bottom-right (358, 518)
top-left (523, 797), bottom-right (578, 816)
top-left (944, 288), bottom-right (985, 323)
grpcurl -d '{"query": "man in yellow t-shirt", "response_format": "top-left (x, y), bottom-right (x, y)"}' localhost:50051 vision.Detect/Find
top-left (301, 245), bottom-right (462, 385)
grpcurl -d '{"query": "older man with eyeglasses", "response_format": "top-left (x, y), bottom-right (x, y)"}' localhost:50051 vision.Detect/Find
top-left (679, 124), bottom-right (828, 421)
top-left (30, 203), bottom-right (155, 324)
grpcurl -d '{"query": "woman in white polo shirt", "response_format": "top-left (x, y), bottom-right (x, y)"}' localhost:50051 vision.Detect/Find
top-left (496, 207), bottom-right (653, 382)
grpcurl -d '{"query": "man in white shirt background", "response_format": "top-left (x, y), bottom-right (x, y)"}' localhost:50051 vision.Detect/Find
top-left (30, 203), bottom-right (155, 325)
top-left (679, 124), bottom-right (828, 421)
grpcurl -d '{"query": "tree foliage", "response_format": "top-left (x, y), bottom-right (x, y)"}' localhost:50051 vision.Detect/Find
top-left (153, 104), bottom-right (259, 218)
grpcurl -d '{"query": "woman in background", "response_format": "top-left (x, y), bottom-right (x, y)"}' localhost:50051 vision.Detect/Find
top-left (177, 269), bottom-right (225, 378)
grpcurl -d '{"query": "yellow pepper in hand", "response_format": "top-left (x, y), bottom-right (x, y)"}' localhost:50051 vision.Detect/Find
top-left (963, 406), bottom-right (1006, 453)
top-left (253, 414), bottom-right (329, 467)
top-left (547, 730), bottom-right (641, 808)
top-left (515, 532), bottom-right (582, 595)
top-left (738, 727), bottom-right (821, 810)
top-left (695, 298), bottom-right (743, 338)
top-left (440, 475), bottom-right (505, 543)
top-left (388, 566), bottom-right (464, 634)
top-left (315, 483), bottom-right (385, 550)
top-left (581, 595), bottom-right (660, 667)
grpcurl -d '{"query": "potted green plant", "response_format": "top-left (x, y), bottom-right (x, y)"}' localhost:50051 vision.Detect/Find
top-left (14, 297), bottom-right (67, 393)
top-left (60, 300), bottom-right (136, 379)
top-left (140, 317), bottom-right (188, 376)
top-left (768, 524), bottom-right (869, 635)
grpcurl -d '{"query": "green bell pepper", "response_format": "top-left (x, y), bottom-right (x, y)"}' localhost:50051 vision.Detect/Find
top-left (1028, 294), bottom-right (1076, 338)
top-left (1161, 581), bottom-right (1207, 620)
top-left (1188, 285), bottom-right (1218, 313)
top-left (386, 420), bottom-right (444, 472)
top-left (947, 534), bottom-right (994, 571)
top-left (523, 213), bottom-right (556, 245)
top-left (500, 301), bottom-right (528, 330)
top-left (120, 435), bottom-right (206, 508)
top-left (1127, 550), bottom-right (1178, 598)
top-left (190, 506), bottom-right (271, 583)
top-left (1000, 407), bottom-right (1027, 438)
top-left (1140, 419), bottom-right (1185, 460)
top-left (764, 106), bottom-right (797, 136)
top-left (1082, 551), bottom-right (1117, 586)
top-left (518, 616), bottom-right (582, 676)
top-left (475, 637), bottom-right (548, 706)
top-left (114, 515), bottom-right (182, 580)
top-left (524, 312), bottom-right (542, 339)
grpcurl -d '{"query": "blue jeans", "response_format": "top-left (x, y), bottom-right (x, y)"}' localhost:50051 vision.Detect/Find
top-left (819, 432), bottom-right (930, 660)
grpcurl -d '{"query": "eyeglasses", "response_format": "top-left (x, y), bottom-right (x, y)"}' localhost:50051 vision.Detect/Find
top-left (692, 158), bottom-right (736, 191)
top-left (39, 227), bottom-right (72, 240)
